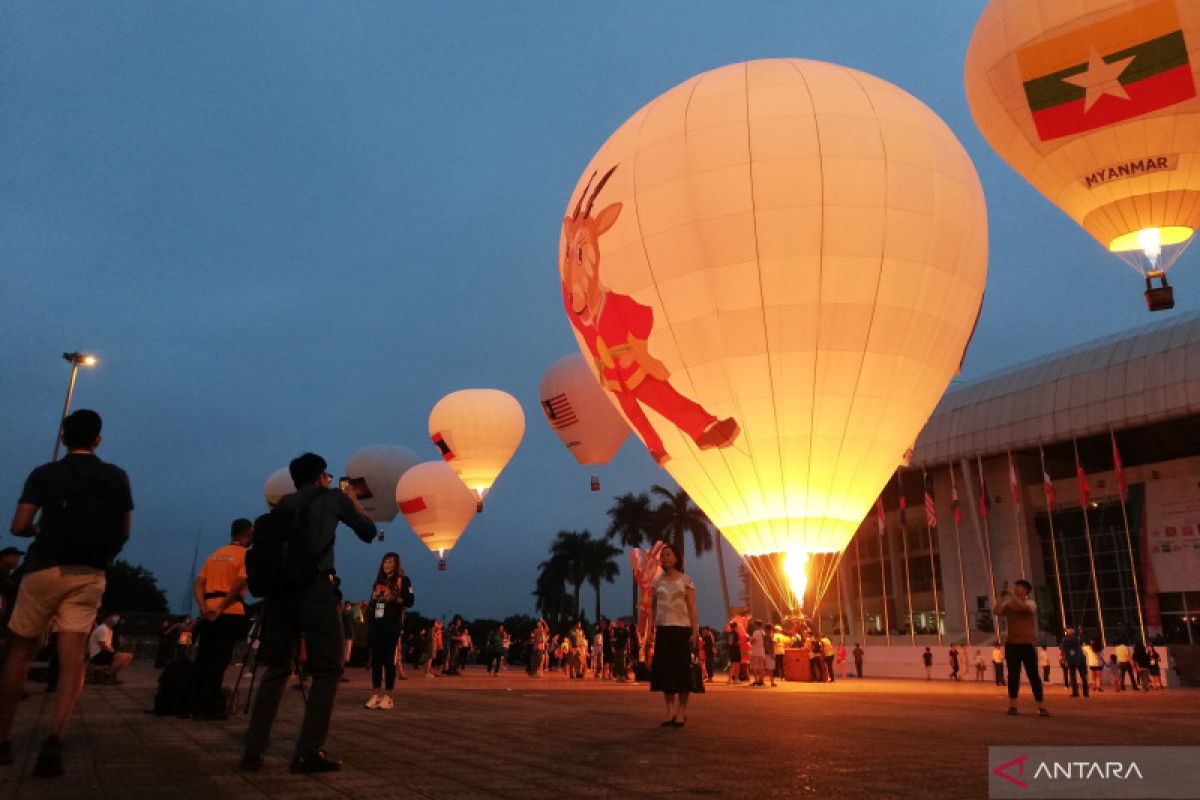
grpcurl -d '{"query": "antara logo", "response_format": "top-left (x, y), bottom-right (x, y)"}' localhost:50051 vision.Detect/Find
top-left (993, 754), bottom-right (1029, 789)
top-left (1032, 762), bottom-right (1144, 780)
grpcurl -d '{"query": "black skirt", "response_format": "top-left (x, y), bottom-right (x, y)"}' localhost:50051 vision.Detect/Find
top-left (650, 626), bottom-right (702, 694)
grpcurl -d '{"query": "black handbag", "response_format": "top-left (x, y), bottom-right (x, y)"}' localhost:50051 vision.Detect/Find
top-left (689, 654), bottom-right (706, 694)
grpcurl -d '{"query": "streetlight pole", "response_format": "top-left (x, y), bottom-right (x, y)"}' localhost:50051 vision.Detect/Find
top-left (52, 351), bottom-right (97, 461)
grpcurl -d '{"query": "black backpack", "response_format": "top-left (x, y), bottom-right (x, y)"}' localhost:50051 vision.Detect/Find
top-left (152, 659), bottom-right (194, 717)
top-left (246, 497), bottom-right (330, 599)
top-left (46, 460), bottom-right (128, 569)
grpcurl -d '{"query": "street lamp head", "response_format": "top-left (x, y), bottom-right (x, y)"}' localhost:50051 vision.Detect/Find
top-left (62, 352), bottom-right (98, 367)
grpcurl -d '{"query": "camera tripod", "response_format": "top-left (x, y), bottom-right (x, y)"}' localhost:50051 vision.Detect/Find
top-left (227, 614), bottom-right (309, 716)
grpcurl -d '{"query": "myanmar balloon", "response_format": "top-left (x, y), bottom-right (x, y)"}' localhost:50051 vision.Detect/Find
top-left (966, 0), bottom-right (1200, 310)
top-left (539, 354), bottom-right (631, 488)
top-left (395, 460), bottom-right (479, 570)
top-left (344, 445), bottom-right (420, 523)
top-left (263, 467), bottom-right (293, 508)
top-left (428, 389), bottom-right (525, 509)
top-left (559, 59), bottom-right (987, 601)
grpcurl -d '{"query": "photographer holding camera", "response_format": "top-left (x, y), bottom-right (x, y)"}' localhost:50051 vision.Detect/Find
top-left (993, 579), bottom-right (1049, 717)
top-left (240, 453), bottom-right (377, 774)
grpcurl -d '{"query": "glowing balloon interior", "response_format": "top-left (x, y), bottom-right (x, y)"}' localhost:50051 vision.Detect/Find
top-left (965, 0), bottom-right (1200, 285)
top-left (428, 389), bottom-right (525, 504)
top-left (262, 467), bottom-right (293, 509)
top-left (559, 59), bottom-right (988, 576)
top-left (395, 461), bottom-right (479, 565)
top-left (539, 354), bottom-right (631, 470)
top-left (345, 444), bottom-right (420, 523)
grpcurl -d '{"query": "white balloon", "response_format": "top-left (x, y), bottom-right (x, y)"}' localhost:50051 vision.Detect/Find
top-left (395, 461), bottom-right (479, 562)
top-left (345, 445), bottom-right (420, 522)
top-left (539, 354), bottom-right (630, 468)
top-left (262, 466), bottom-right (293, 509)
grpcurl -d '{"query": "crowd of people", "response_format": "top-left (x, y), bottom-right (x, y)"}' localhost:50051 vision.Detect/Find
top-left (0, 409), bottom-right (1181, 783)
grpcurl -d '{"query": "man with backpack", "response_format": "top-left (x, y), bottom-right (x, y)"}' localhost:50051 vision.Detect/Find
top-left (240, 452), bottom-right (377, 774)
top-left (0, 409), bottom-right (133, 777)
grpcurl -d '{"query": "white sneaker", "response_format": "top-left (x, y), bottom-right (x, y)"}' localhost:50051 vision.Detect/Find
top-left (365, 694), bottom-right (381, 709)
top-left (379, 695), bottom-right (394, 710)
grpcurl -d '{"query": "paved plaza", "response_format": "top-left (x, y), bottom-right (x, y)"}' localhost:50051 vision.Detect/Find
top-left (0, 664), bottom-right (1196, 799)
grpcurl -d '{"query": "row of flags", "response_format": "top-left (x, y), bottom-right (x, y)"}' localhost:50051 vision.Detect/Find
top-left (877, 430), bottom-right (1129, 530)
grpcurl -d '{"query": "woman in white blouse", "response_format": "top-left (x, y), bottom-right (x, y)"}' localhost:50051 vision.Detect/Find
top-left (648, 544), bottom-right (702, 727)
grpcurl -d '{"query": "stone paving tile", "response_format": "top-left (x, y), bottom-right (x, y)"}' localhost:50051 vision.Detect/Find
top-left (1, 665), bottom-right (1198, 798)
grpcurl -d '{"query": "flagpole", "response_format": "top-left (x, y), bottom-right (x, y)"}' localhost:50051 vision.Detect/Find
top-left (949, 466), bottom-right (971, 648)
top-left (1039, 443), bottom-right (1068, 632)
top-left (855, 534), bottom-right (866, 644)
top-left (975, 457), bottom-right (997, 604)
top-left (1007, 450), bottom-right (1028, 580)
top-left (897, 472), bottom-right (916, 647)
top-left (922, 466), bottom-right (943, 644)
top-left (1111, 427), bottom-right (1147, 646)
top-left (976, 456), bottom-right (1002, 643)
top-left (835, 564), bottom-right (845, 647)
top-left (1074, 437), bottom-right (1107, 648)
top-left (876, 496), bottom-right (891, 647)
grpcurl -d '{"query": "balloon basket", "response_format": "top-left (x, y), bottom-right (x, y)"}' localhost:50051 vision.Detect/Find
top-left (475, 500), bottom-right (483, 513)
top-left (1144, 271), bottom-right (1175, 312)
top-left (590, 475), bottom-right (600, 491)
top-left (438, 558), bottom-right (447, 572)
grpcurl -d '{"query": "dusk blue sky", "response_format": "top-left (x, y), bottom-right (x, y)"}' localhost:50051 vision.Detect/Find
top-left (3, 3), bottom-right (1193, 626)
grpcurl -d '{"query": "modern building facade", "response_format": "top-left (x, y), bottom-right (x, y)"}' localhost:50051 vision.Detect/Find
top-left (818, 310), bottom-right (1200, 654)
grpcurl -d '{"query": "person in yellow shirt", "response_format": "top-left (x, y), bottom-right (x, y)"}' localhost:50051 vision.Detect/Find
top-left (771, 625), bottom-right (789, 682)
top-left (191, 518), bottom-right (252, 720)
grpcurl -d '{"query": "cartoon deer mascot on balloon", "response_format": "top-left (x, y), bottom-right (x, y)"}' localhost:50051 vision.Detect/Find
top-left (562, 165), bottom-right (740, 465)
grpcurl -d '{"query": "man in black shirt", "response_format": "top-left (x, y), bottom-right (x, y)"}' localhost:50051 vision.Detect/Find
top-left (241, 452), bottom-right (377, 775)
top-left (1, 410), bottom-right (133, 778)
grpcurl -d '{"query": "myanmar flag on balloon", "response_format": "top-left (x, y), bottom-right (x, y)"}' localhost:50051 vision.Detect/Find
top-left (1018, 0), bottom-right (1196, 142)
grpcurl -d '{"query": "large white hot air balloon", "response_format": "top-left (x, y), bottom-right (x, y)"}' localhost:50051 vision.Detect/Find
top-left (263, 467), bottom-right (293, 509)
top-left (395, 460), bottom-right (479, 570)
top-left (428, 389), bottom-right (525, 509)
top-left (558, 59), bottom-right (987, 607)
top-left (344, 445), bottom-right (420, 523)
top-left (539, 354), bottom-right (631, 489)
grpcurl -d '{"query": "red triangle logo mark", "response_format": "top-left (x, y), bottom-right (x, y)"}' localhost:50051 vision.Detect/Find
top-left (994, 754), bottom-right (1029, 789)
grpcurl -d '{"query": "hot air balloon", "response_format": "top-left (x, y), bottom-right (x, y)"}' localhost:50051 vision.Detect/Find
top-left (344, 445), bottom-right (420, 523)
top-left (428, 389), bottom-right (525, 510)
top-left (965, 0), bottom-right (1200, 310)
top-left (395, 461), bottom-right (479, 570)
top-left (263, 466), bottom-right (293, 508)
top-left (559, 59), bottom-right (987, 610)
top-left (539, 354), bottom-right (631, 490)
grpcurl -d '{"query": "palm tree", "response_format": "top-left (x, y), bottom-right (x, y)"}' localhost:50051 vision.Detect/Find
top-left (533, 558), bottom-right (574, 629)
top-left (583, 536), bottom-right (622, 623)
top-left (548, 530), bottom-right (590, 620)
top-left (650, 483), bottom-right (731, 618)
top-left (605, 492), bottom-right (656, 615)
